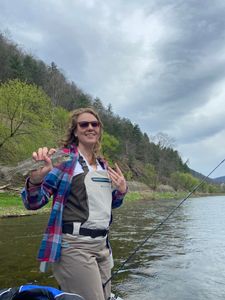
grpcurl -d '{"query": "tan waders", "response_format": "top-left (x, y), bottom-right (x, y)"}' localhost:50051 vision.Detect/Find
top-left (53, 157), bottom-right (113, 300)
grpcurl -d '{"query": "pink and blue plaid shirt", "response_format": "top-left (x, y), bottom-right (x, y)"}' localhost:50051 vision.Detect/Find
top-left (21, 144), bottom-right (126, 263)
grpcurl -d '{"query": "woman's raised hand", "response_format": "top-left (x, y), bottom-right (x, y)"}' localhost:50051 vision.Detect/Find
top-left (30, 147), bottom-right (56, 184)
top-left (108, 163), bottom-right (127, 194)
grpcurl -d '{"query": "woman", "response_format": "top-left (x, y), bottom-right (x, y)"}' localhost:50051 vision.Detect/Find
top-left (21, 107), bottom-right (127, 300)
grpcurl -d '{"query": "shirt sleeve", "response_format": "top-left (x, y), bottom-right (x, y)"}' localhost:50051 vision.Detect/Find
top-left (21, 167), bottom-right (63, 210)
top-left (112, 186), bottom-right (128, 209)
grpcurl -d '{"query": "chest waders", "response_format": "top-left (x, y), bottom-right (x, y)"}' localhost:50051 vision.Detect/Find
top-left (62, 155), bottom-right (112, 238)
top-left (53, 156), bottom-right (113, 300)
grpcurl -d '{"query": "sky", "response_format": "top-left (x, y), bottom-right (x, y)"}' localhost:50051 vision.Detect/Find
top-left (1, 0), bottom-right (225, 177)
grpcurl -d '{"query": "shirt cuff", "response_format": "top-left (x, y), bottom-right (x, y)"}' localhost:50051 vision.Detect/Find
top-left (116, 185), bottom-right (128, 197)
top-left (26, 177), bottom-right (42, 191)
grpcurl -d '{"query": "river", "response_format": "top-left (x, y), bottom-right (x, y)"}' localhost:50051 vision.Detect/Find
top-left (1, 195), bottom-right (225, 299)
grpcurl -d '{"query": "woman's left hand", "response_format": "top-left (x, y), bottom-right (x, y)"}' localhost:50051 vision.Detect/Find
top-left (108, 163), bottom-right (127, 194)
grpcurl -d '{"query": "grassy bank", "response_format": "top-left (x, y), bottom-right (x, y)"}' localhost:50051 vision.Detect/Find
top-left (0, 189), bottom-right (195, 218)
top-left (1, 189), bottom-right (223, 218)
top-left (0, 192), bottom-right (51, 217)
top-left (125, 190), bottom-right (188, 201)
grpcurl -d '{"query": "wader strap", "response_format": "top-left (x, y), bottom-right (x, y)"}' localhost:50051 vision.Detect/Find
top-left (62, 223), bottom-right (108, 238)
top-left (78, 155), bottom-right (89, 174)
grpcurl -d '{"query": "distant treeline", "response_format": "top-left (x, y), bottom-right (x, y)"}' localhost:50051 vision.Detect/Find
top-left (0, 33), bottom-right (223, 193)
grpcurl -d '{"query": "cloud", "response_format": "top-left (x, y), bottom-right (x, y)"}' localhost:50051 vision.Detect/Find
top-left (178, 129), bottom-right (225, 178)
top-left (1, 0), bottom-right (225, 176)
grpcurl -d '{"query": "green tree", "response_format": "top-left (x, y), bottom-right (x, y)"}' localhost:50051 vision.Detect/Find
top-left (0, 79), bottom-right (54, 162)
top-left (102, 132), bottom-right (119, 164)
top-left (170, 172), bottom-right (199, 191)
top-left (52, 106), bottom-right (69, 143)
top-left (9, 54), bottom-right (24, 79)
top-left (142, 163), bottom-right (157, 188)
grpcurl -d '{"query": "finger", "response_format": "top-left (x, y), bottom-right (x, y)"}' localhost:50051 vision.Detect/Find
top-left (32, 152), bottom-right (38, 161)
top-left (107, 170), bottom-right (116, 179)
top-left (108, 166), bottom-right (119, 177)
top-left (115, 163), bottom-right (123, 176)
top-left (42, 147), bottom-right (49, 158)
top-left (108, 172), bottom-right (118, 181)
top-left (43, 147), bottom-right (53, 165)
top-left (108, 172), bottom-right (120, 185)
top-left (44, 156), bottom-right (52, 165)
top-left (48, 148), bottom-right (56, 156)
top-left (37, 148), bottom-right (44, 160)
top-left (108, 169), bottom-right (118, 180)
top-left (109, 164), bottom-right (124, 179)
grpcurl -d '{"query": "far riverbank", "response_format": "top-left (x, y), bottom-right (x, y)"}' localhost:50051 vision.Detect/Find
top-left (1, 181), bottom-right (222, 218)
top-left (0, 190), bottom-right (185, 218)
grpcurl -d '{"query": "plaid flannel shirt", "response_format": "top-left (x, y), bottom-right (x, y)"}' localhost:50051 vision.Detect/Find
top-left (21, 144), bottom-right (126, 263)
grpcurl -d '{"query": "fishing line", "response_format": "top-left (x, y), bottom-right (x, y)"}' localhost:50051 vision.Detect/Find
top-left (103, 158), bottom-right (225, 289)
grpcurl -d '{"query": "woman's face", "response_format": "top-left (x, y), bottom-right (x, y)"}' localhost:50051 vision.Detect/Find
top-left (75, 112), bottom-right (101, 148)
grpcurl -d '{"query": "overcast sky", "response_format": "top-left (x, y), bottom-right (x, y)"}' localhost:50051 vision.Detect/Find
top-left (1, 0), bottom-right (225, 177)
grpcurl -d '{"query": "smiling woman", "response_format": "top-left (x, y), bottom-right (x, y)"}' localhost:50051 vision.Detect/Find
top-left (21, 107), bottom-right (128, 300)
top-left (70, 110), bottom-right (103, 165)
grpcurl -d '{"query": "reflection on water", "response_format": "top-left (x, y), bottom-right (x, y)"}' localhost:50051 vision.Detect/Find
top-left (1, 196), bottom-right (225, 299)
top-left (111, 196), bottom-right (225, 300)
top-left (0, 214), bottom-right (55, 287)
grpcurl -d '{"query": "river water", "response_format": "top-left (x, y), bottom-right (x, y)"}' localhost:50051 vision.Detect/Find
top-left (1, 195), bottom-right (225, 299)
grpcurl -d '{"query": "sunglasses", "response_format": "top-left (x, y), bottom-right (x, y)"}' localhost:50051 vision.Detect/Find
top-left (78, 121), bottom-right (100, 128)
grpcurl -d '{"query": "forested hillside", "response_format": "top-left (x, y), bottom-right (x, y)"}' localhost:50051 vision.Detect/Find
top-left (0, 33), bottom-right (222, 193)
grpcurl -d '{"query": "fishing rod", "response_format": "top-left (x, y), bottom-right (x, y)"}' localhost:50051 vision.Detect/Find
top-left (103, 158), bottom-right (225, 289)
